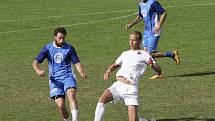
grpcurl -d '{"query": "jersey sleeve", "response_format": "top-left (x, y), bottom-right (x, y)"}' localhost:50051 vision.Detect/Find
top-left (151, 1), bottom-right (165, 15)
top-left (138, 5), bottom-right (143, 17)
top-left (35, 46), bottom-right (48, 63)
top-left (115, 53), bottom-right (123, 65)
top-left (69, 46), bottom-right (80, 64)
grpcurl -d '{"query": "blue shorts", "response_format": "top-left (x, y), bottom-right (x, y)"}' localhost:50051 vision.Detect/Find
top-left (142, 35), bottom-right (160, 53)
top-left (49, 76), bottom-right (77, 98)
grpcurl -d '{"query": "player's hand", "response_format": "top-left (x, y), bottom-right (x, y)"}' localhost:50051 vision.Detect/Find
top-left (154, 26), bottom-right (160, 34)
top-left (36, 69), bottom-right (45, 77)
top-left (125, 24), bottom-right (132, 30)
top-left (80, 72), bottom-right (87, 80)
top-left (104, 70), bottom-right (111, 81)
top-left (147, 58), bottom-right (153, 67)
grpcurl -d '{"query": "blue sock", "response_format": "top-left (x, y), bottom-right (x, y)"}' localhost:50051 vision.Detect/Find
top-left (164, 52), bottom-right (174, 57)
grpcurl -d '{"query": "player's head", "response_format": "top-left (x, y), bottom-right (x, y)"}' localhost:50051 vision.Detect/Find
top-left (129, 31), bottom-right (142, 50)
top-left (53, 27), bottom-right (67, 47)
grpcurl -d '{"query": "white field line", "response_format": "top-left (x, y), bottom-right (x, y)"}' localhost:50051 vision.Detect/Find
top-left (1, 2), bottom-right (214, 23)
top-left (0, 2), bottom-right (215, 34)
top-left (166, 2), bottom-right (215, 8)
top-left (0, 9), bottom-right (135, 23)
top-left (0, 12), bottom-right (137, 34)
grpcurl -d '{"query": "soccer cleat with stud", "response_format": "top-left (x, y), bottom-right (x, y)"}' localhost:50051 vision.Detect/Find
top-left (172, 50), bottom-right (180, 65)
top-left (149, 74), bottom-right (163, 80)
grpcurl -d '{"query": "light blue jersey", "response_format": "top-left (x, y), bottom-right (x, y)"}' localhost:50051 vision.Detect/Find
top-left (138, 0), bottom-right (165, 52)
top-left (36, 42), bottom-right (80, 98)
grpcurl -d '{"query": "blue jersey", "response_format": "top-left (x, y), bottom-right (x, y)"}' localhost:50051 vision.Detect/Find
top-left (35, 42), bottom-right (80, 80)
top-left (138, 0), bottom-right (165, 37)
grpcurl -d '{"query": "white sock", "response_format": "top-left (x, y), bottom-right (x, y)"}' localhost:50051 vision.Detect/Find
top-left (94, 102), bottom-right (105, 121)
top-left (71, 109), bottom-right (78, 121)
top-left (64, 116), bottom-right (71, 121)
top-left (64, 116), bottom-right (72, 121)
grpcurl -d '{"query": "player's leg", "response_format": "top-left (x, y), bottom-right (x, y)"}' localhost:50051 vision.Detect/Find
top-left (172, 50), bottom-right (180, 64)
top-left (54, 96), bottom-right (70, 121)
top-left (145, 36), bottom-right (163, 79)
top-left (50, 79), bottom-right (70, 121)
top-left (65, 77), bottom-right (78, 121)
top-left (152, 51), bottom-right (180, 64)
top-left (98, 89), bottom-right (114, 103)
top-left (66, 88), bottom-right (78, 121)
top-left (94, 81), bottom-right (122, 121)
top-left (142, 35), bottom-right (148, 50)
top-left (146, 38), bottom-right (163, 80)
top-left (147, 36), bottom-right (180, 64)
top-left (94, 89), bottom-right (114, 121)
top-left (149, 63), bottom-right (163, 80)
top-left (127, 105), bottom-right (139, 121)
top-left (123, 84), bottom-right (139, 121)
top-left (147, 36), bottom-right (171, 58)
top-left (146, 36), bottom-right (159, 54)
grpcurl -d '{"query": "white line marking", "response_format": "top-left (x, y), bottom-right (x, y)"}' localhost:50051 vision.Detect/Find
top-left (1, 2), bottom-right (214, 23)
top-left (0, 9), bottom-right (135, 23)
top-left (0, 2), bottom-right (214, 34)
top-left (166, 2), bottom-right (215, 8)
top-left (0, 12), bottom-right (137, 34)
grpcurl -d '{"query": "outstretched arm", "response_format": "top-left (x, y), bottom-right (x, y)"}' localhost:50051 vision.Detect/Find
top-left (75, 62), bottom-right (87, 80)
top-left (103, 63), bottom-right (120, 81)
top-left (125, 16), bottom-right (142, 30)
top-left (32, 60), bottom-right (45, 77)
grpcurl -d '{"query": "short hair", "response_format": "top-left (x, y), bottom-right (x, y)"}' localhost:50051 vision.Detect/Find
top-left (131, 31), bottom-right (142, 41)
top-left (53, 27), bottom-right (67, 36)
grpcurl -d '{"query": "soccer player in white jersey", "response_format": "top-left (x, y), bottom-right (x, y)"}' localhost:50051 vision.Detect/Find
top-left (32, 27), bottom-right (87, 121)
top-left (94, 31), bottom-right (161, 121)
top-left (125, 0), bottom-right (180, 79)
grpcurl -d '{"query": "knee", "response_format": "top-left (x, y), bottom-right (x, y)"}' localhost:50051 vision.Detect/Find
top-left (98, 95), bottom-right (112, 104)
top-left (151, 53), bottom-right (155, 58)
top-left (151, 52), bottom-right (158, 58)
top-left (55, 100), bottom-right (65, 109)
top-left (98, 89), bottom-right (113, 104)
top-left (68, 92), bottom-right (76, 99)
top-left (67, 90), bottom-right (76, 100)
top-left (98, 95), bottom-right (106, 103)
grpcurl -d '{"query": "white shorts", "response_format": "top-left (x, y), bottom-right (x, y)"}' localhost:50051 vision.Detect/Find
top-left (108, 81), bottom-right (139, 106)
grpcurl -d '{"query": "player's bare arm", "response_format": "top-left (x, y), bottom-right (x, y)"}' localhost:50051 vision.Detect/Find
top-left (103, 63), bottom-right (120, 81)
top-left (126, 16), bottom-right (142, 30)
top-left (32, 60), bottom-right (45, 77)
top-left (154, 11), bottom-right (167, 34)
top-left (75, 62), bottom-right (87, 80)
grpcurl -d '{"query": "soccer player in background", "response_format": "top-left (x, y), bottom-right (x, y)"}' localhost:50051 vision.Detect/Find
top-left (125, 0), bottom-right (180, 79)
top-left (94, 31), bottom-right (161, 121)
top-left (32, 27), bottom-right (87, 121)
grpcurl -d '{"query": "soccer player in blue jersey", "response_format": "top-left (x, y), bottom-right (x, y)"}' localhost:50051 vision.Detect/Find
top-left (125, 0), bottom-right (180, 79)
top-left (32, 27), bottom-right (87, 121)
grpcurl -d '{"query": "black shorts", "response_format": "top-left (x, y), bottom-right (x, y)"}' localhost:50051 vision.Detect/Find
top-left (51, 95), bottom-right (65, 100)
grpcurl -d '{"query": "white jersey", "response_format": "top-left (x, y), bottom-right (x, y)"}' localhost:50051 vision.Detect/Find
top-left (115, 50), bottom-right (155, 86)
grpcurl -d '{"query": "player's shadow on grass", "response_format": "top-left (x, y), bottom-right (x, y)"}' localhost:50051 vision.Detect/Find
top-left (167, 71), bottom-right (215, 78)
top-left (157, 117), bottom-right (215, 121)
